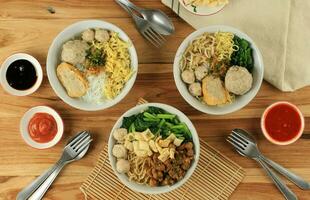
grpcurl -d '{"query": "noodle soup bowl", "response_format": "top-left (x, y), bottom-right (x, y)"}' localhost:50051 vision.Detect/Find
top-left (47, 20), bottom-right (138, 111)
top-left (108, 103), bottom-right (200, 194)
top-left (173, 25), bottom-right (264, 115)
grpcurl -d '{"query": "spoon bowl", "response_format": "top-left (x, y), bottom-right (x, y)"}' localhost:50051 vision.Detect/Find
top-left (117, 0), bottom-right (175, 35)
top-left (140, 8), bottom-right (175, 35)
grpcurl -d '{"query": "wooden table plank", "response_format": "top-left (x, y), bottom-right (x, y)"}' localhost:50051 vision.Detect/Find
top-left (0, 0), bottom-right (310, 200)
top-left (0, 0), bottom-right (176, 19)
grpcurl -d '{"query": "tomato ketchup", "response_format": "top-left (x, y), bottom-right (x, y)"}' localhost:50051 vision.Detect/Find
top-left (262, 102), bottom-right (304, 144)
top-left (28, 113), bottom-right (58, 143)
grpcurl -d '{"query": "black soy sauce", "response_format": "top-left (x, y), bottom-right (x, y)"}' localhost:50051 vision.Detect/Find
top-left (6, 59), bottom-right (37, 90)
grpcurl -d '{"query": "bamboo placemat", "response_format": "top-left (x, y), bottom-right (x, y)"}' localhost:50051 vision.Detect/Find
top-left (80, 99), bottom-right (245, 200)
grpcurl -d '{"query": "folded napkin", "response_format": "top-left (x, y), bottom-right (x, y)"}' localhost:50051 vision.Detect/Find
top-left (162, 0), bottom-right (310, 91)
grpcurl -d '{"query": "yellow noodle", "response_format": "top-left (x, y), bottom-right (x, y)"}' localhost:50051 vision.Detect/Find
top-left (180, 32), bottom-right (238, 72)
top-left (127, 151), bottom-right (151, 185)
top-left (184, 0), bottom-right (229, 7)
top-left (101, 32), bottom-right (133, 99)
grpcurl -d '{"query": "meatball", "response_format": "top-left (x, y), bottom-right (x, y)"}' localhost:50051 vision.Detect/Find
top-left (188, 82), bottom-right (202, 96)
top-left (181, 70), bottom-right (195, 84)
top-left (182, 157), bottom-right (191, 170)
top-left (225, 66), bottom-right (253, 95)
top-left (113, 128), bottom-right (127, 142)
top-left (82, 29), bottom-right (95, 42)
top-left (186, 149), bottom-right (194, 157)
top-left (112, 144), bottom-right (127, 159)
top-left (61, 40), bottom-right (89, 65)
top-left (149, 178), bottom-right (158, 187)
top-left (95, 29), bottom-right (110, 42)
top-left (194, 65), bottom-right (209, 81)
top-left (184, 142), bottom-right (193, 150)
top-left (116, 159), bottom-right (130, 173)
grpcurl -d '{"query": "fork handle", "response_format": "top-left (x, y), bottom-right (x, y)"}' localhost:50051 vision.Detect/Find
top-left (256, 159), bottom-right (298, 200)
top-left (16, 160), bottom-right (65, 200)
top-left (260, 155), bottom-right (310, 190)
top-left (28, 162), bottom-right (66, 200)
top-left (117, 0), bottom-right (143, 12)
top-left (115, 0), bottom-right (139, 19)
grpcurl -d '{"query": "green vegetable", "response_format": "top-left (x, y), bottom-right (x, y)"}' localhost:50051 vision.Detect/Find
top-left (230, 36), bottom-right (254, 72)
top-left (86, 47), bottom-right (106, 67)
top-left (121, 115), bottom-right (136, 130)
top-left (120, 106), bottom-right (192, 140)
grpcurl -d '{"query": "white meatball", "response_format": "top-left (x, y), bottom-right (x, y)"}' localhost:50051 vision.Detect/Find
top-left (61, 40), bottom-right (89, 65)
top-left (113, 128), bottom-right (127, 142)
top-left (189, 82), bottom-right (202, 96)
top-left (112, 144), bottom-right (127, 159)
top-left (225, 66), bottom-right (253, 95)
top-left (116, 159), bottom-right (130, 173)
top-left (181, 70), bottom-right (195, 84)
top-left (95, 29), bottom-right (110, 42)
top-left (82, 29), bottom-right (95, 42)
top-left (194, 65), bottom-right (209, 81)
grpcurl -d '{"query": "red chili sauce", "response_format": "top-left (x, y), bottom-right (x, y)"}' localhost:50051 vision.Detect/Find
top-left (28, 113), bottom-right (58, 143)
top-left (264, 103), bottom-right (302, 142)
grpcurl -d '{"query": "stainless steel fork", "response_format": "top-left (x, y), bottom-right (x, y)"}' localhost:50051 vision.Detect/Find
top-left (17, 131), bottom-right (92, 200)
top-left (227, 129), bottom-right (298, 200)
top-left (115, 0), bottom-right (166, 47)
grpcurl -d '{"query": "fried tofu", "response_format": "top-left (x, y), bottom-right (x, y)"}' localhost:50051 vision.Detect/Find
top-left (56, 62), bottom-right (88, 98)
top-left (202, 75), bottom-right (231, 105)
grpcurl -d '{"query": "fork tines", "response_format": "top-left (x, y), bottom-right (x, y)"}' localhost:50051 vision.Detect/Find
top-left (68, 131), bottom-right (92, 155)
top-left (142, 26), bottom-right (166, 48)
top-left (226, 130), bottom-right (249, 152)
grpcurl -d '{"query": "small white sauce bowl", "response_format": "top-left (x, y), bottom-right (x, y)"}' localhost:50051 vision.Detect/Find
top-left (20, 106), bottom-right (64, 149)
top-left (0, 53), bottom-right (43, 96)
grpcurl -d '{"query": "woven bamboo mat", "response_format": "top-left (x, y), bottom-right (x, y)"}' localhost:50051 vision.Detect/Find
top-left (80, 99), bottom-right (245, 200)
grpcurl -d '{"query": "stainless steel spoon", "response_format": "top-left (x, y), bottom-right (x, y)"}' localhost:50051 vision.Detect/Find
top-left (17, 131), bottom-right (92, 200)
top-left (116, 0), bottom-right (166, 47)
top-left (227, 129), bottom-right (298, 200)
top-left (117, 0), bottom-right (175, 35)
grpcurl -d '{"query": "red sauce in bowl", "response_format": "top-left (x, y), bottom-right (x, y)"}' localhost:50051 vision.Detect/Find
top-left (263, 103), bottom-right (303, 143)
top-left (28, 113), bottom-right (58, 143)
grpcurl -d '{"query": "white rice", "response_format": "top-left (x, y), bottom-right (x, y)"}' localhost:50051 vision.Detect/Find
top-left (81, 72), bottom-right (106, 104)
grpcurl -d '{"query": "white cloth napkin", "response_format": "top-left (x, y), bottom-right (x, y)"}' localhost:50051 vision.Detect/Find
top-left (162, 0), bottom-right (310, 91)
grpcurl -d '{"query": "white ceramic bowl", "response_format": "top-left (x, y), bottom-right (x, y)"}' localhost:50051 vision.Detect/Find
top-left (173, 25), bottom-right (264, 115)
top-left (46, 20), bottom-right (138, 111)
top-left (108, 103), bottom-right (200, 194)
top-left (0, 53), bottom-right (43, 96)
top-left (20, 106), bottom-right (64, 149)
top-left (178, 0), bottom-right (226, 16)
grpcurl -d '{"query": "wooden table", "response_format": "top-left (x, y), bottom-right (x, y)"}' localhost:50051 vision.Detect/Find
top-left (0, 1), bottom-right (309, 199)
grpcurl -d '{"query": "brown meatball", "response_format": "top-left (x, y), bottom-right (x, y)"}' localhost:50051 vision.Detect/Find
top-left (177, 143), bottom-right (186, 151)
top-left (168, 178), bottom-right (175, 185)
top-left (187, 149), bottom-right (194, 157)
top-left (164, 160), bottom-right (172, 171)
top-left (182, 157), bottom-right (191, 170)
top-left (155, 163), bottom-right (165, 171)
top-left (177, 169), bottom-right (186, 181)
top-left (149, 178), bottom-right (158, 187)
top-left (184, 142), bottom-right (193, 150)
top-left (152, 168), bottom-right (158, 180)
top-left (168, 169), bottom-right (177, 179)
top-left (157, 171), bottom-right (164, 181)
top-left (161, 177), bottom-right (170, 186)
